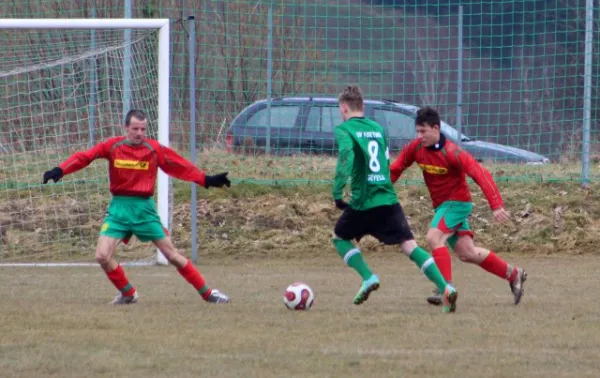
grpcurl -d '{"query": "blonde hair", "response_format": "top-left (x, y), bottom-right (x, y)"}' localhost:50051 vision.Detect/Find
top-left (337, 85), bottom-right (364, 111)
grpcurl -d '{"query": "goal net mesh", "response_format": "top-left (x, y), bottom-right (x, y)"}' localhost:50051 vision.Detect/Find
top-left (0, 27), bottom-right (165, 264)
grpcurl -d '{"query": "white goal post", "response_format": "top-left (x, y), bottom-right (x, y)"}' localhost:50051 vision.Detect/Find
top-left (0, 19), bottom-right (172, 266)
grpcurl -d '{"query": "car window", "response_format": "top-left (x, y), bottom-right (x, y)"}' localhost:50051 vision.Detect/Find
top-left (441, 121), bottom-right (470, 142)
top-left (246, 106), bottom-right (300, 129)
top-left (373, 109), bottom-right (415, 139)
top-left (305, 107), bottom-right (320, 131)
top-left (305, 106), bottom-right (343, 133)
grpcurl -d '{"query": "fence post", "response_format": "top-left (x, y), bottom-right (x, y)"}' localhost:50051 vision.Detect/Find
top-left (187, 15), bottom-right (199, 264)
top-left (266, 2), bottom-right (273, 154)
top-left (122, 0), bottom-right (132, 123)
top-left (582, 0), bottom-right (594, 188)
top-left (89, 6), bottom-right (97, 146)
top-left (456, 5), bottom-right (464, 146)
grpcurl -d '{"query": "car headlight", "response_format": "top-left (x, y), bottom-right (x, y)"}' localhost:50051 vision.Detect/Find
top-left (526, 158), bottom-right (549, 165)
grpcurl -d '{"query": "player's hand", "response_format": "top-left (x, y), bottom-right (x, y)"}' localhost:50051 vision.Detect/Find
top-left (42, 167), bottom-right (63, 184)
top-left (334, 199), bottom-right (348, 210)
top-left (492, 208), bottom-right (511, 223)
top-left (204, 172), bottom-right (231, 189)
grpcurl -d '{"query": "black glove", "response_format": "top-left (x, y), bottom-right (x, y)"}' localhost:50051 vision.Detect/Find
top-left (43, 167), bottom-right (64, 184)
top-left (335, 199), bottom-right (348, 210)
top-left (204, 172), bottom-right (231, 189)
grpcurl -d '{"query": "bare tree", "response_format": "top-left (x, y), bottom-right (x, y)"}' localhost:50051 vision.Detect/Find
top-left (387, 9), bottom-right (459, 125)
top-left (208, 0), bottom-right (335, 121)
top-left (407, 47), bottom-right (451, 110)
top-left (507, 45), bottom-right (564, 156)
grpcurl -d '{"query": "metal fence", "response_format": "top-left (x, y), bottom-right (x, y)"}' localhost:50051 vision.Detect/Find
top-left (1, 0), bottom-right (598, 183)
top-left (0, 0), bottom-right (598, 263)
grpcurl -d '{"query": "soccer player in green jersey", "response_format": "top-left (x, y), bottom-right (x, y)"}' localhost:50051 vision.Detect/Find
top-left (331, 85), bottom-right (458, 313)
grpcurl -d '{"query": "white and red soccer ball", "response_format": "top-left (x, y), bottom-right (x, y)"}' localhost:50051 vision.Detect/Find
top-left (283, 282), bottom-right (314, 310)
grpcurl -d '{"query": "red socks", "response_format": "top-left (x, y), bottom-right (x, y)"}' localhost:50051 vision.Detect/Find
top-left (178, 259), bottom-right (212, 299)
top-left (106, 264), bottom-right (136, 296)
top-left (432, 246), bottom-right (452, 282)
top-left (106, 261), bottom-right (214, 300)
top-left (431, 247), bottom-right (518, 283)
top-left (479, 251), bottom-right (518, 282)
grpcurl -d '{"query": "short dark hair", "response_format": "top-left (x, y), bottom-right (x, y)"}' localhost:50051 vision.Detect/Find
top-left (415, 106), bottom-right (441, 129)
top-left (338, 85), bottom-right (364, 111)
top-left (124, 109), bottom-right (147, 126)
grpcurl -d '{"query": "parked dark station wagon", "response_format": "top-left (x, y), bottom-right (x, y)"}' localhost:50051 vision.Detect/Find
top-left (225, 97), bottom-right (550, 164)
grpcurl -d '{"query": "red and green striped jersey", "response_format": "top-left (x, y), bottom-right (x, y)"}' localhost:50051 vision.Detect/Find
top-left (59, 136), bottom-right (206, 197)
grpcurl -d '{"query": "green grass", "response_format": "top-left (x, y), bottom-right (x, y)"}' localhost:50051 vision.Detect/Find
top-left (2, 256), bottom-right (600, 378)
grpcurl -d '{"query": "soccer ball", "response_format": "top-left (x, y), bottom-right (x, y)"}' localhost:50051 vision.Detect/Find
top-left (283, 282), bottom-right (315, 310)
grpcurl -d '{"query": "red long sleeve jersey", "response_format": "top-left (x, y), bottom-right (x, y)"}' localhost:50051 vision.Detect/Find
top-left (389, 138), bottom-right (503, 211)
top-left (59, 136), bottom-right (206, 197)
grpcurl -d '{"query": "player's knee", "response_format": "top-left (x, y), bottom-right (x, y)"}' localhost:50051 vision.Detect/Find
top-left (399, 239), bottom-right (418, 255)
top-left (331, 232), bottom-right (344, 244)
top-left (426, 230), bottom-right (444, 248)
top-left (453, 237), bottom-right (476, 263)
top-left (165, 250), bottom-right (180, 264)
top-left (160, 245), bottom-right (184, 265)
top-left (95, 250), bottom-right (111, 265)
top-left (455, 245), bottom-right (477, 263)
top-left (166, 249), bottom-right (189, 268)
top-left (95, 236), bottom-right (118, 265)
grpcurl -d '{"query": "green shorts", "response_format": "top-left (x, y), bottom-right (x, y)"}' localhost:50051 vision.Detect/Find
top-left (100, 196), bottom-right (167, 243)
top-left (430, 201), bottom-right (474, 249)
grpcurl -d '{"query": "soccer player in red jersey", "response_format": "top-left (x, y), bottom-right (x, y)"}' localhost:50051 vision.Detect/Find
top-left (42, 110), bottom-right (231, 305)
top-left (390, 107), bottom-right (527, 306)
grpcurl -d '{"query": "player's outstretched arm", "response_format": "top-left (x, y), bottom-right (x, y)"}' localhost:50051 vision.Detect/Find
top-left (457, 150), bottom-right (505, 214)
top-left (389, 140), bottom-right (417, 183)
top-left (332, 128), bottom-right (353, 209)
top-left (42, 140), bottom-right (109, 184)
top-left (158, 145), bottom-right (231, 189)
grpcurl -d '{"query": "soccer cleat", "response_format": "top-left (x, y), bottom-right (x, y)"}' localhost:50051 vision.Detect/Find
top-left (353, 274), bottom-right (380, 305)
top-left (426, 287), bottom-right (443, 306)
top-left (442, 285), bottom-right (458, 313)
top-left (509, 268), bottom-right (527, 305)
top-left (111, 291), bottom-right (139, 305)
top-left (206, 289), bottom-right (230, 304)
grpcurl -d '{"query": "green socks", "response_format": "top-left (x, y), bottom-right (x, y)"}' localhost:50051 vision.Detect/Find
top-left (409, 246), bottom-right (448, 293)
top-left (332, 238), bottom-right (373, 280)
top-left (332, 238), bottom-right (448, 293)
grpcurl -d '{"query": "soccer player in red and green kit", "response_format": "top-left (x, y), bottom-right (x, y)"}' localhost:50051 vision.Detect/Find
top-left (331, 86), bottom-right (458, 313)
top-left (390, 106), bottom-right (527, 306)
top-left (42, 109), bottom-right (231, 305)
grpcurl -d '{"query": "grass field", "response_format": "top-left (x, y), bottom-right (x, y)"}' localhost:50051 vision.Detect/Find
top-left (1, 255), bottom-right (600, 378)
top-left (1, 150), bottom-right (600, 377)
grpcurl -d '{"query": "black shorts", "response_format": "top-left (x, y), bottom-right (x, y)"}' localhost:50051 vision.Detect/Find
top-left (334, 203), bottom-right (414, 245)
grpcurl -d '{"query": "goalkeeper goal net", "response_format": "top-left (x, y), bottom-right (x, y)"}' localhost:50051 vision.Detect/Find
top-left (0, 19), bottom-right (171, 266)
